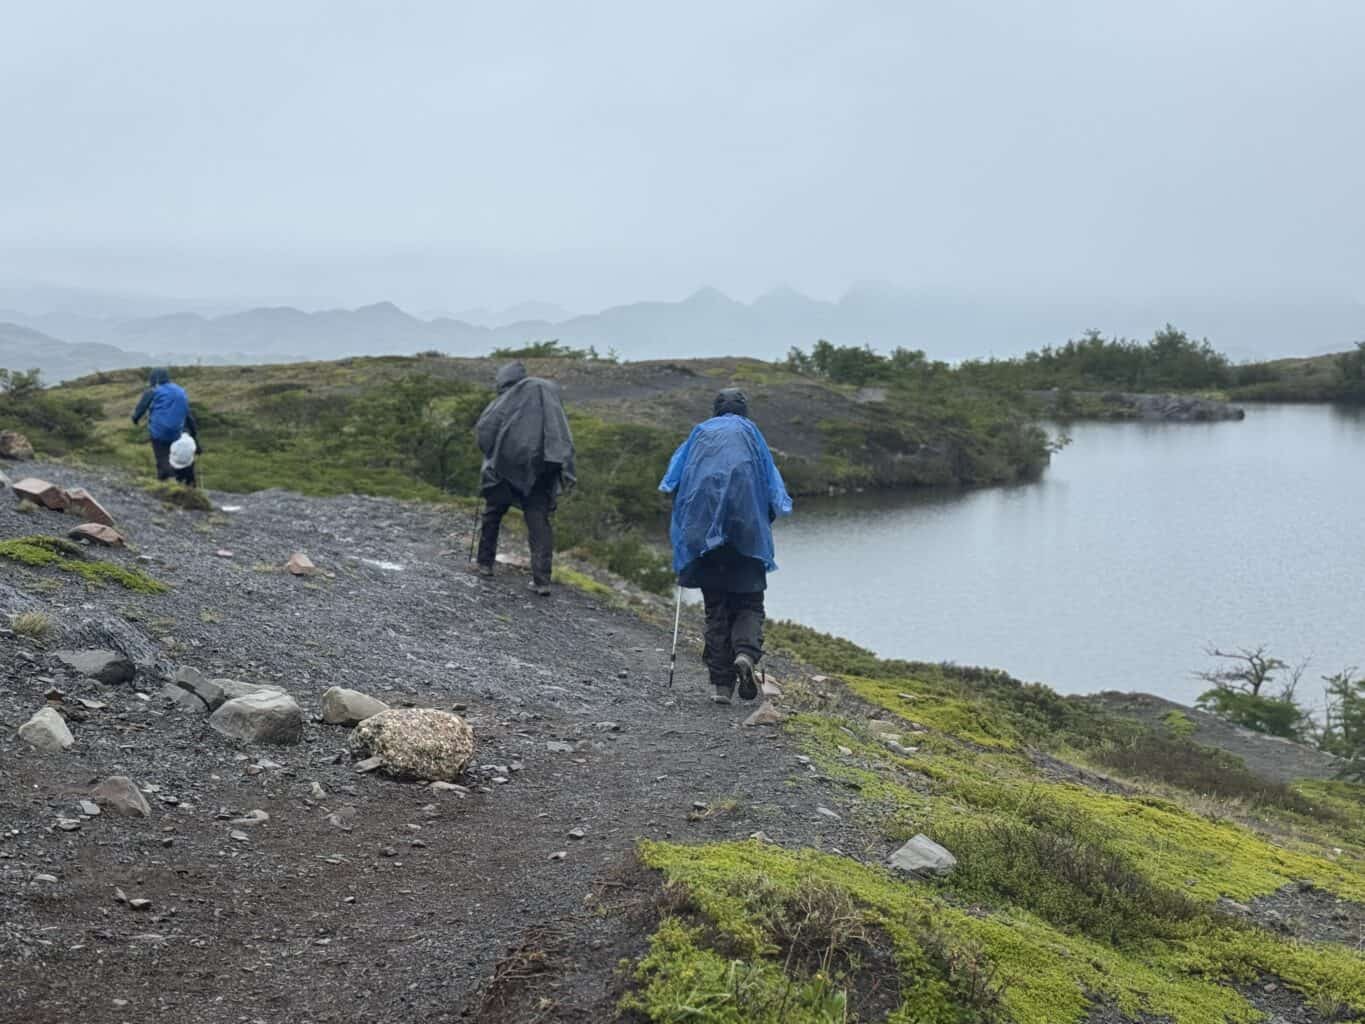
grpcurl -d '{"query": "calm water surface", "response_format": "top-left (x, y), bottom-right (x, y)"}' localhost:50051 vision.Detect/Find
top-left (769, 404), bottom-right (1365, 705)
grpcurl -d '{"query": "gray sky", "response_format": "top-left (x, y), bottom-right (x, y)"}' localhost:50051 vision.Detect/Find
top-left (2, 0), bottom-right (1362, 312)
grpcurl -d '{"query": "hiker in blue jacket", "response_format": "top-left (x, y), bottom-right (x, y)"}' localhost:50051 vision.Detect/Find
top-left (131, 368), bottom-right (200, 486)
top-left (659, 388), bottom-right (792, 704)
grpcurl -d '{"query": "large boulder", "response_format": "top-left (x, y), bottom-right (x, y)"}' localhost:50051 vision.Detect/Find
top-left (888, 834), bottom-right (957, 878)
top-left (64, 488), bottom-right (115, 527)
top-left (12, 477), bottom-right (68, 511)
top-left (0, 431), bottom-right (34, 460)
top-left (91, 776), bottom-right (151, 817)
top-left (18, 707), bottom-right (74, 752)
top-left (210, 691), bottom-right (304, 745)
top-left (321, 686), bottom-right (389, 726)
top-left (170, 666), bottom-right (282, 711)
top-left (349, 708), bottom-right (474, 782)
top-left (54, 649), bottom-right (136, 685)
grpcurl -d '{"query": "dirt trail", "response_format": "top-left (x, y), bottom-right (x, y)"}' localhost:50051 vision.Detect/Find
top-left (0, 464), bottom-right (861, 1024)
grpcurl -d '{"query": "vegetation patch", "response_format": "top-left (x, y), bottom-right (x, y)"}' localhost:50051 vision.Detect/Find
top-left (144, 481), bottom-right (215, 511)
top-left (0, 535), bottom-right (167, 593)
top-left (10, 609), bottom-right (54, 642)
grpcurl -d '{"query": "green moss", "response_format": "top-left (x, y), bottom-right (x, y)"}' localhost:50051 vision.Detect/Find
top-left (144, 481), bottom-right (215, 511)
top-left (550, 566), bottom-right (615, 600)
top-left (631, 839), bottom-right (1365, 1023)
top-left (0, 535), bottom-right (168, 593)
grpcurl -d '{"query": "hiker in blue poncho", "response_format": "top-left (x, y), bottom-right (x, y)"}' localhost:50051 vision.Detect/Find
top-left (659, 388), bottom-right (792, 704)
top-left (131, 368), bottom-right (200, 486)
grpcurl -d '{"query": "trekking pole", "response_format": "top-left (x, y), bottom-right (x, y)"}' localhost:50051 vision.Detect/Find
top-left (467, 499), bottom-right (480, 563)
top-left (667, 585), bottom-right (682, 688)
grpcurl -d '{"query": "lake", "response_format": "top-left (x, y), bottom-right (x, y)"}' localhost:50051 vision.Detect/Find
top-left (768, 403), bottom-right (1365, 706)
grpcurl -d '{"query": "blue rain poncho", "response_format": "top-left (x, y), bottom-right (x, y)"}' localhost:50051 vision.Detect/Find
top-left (658, 415), bottom-right (793, 575)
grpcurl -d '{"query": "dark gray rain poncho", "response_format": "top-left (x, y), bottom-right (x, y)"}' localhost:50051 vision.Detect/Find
top-left (475, 362), bottom-right (577, 497)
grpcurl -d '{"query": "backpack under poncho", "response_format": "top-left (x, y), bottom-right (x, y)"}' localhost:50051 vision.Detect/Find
top-left (658, 414), bottom-right (793, 574)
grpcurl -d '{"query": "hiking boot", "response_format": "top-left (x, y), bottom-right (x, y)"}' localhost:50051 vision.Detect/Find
top-left (711, 685), bottom-right (734, 705)
top-left (529, 580), bottom-right (551, 597)
top-left (734, 653), bottom-right (758, 701)
top-left (474, 562), bottom-right (494, 578)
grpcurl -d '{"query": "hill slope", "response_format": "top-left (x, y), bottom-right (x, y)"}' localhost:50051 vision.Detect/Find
top-left (1, 462), bottom-right (1362, 1023)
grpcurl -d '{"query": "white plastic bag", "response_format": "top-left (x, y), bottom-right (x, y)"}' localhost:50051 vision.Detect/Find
top-left (168, 432), bottom-right (197, 470)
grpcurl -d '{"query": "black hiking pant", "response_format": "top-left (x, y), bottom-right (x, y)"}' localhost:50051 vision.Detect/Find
top-left (477, 470), bottom-right (557, 586)
top-left (150, 439), bottom-right (196, 487)
top-left (701, 590), bottom-right (765, 689)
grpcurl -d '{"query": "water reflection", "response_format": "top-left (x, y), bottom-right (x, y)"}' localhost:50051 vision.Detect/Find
top-left (770, 404), bottom-right (1365, 704)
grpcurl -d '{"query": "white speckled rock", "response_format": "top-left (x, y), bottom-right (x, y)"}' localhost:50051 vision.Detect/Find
top-left (349, 708), bottom-right (474, 782)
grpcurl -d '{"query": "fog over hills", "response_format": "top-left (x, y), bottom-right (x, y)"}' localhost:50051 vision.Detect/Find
top-left (2, 282), bottom-right (1362, 383)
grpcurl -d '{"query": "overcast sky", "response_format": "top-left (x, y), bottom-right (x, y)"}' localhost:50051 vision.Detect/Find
top-left (2, 1), bottom-right (1361, 312)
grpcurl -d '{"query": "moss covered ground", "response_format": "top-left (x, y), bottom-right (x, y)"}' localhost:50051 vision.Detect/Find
top-left (622, 625), bottom-right (1365, 1022)
top-left (0, 535), bottom-right (167, 592)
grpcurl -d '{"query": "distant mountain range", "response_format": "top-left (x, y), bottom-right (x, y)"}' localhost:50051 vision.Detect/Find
top-left (2, 285), bottom-right (1362, 383)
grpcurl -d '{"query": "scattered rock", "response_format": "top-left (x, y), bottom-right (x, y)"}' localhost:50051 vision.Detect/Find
top-left (18, 707), bottom-right (74, 752)
top-left (78, 800), bottom-right (101, 817)
top-left (353, 756), bottom-right (384, 773)
top-left (749, 831), bottom-right (773, 843)
top-left (888, 834), bottom-right (958, 878)
top-left (229, 830), bottom-right (249, 842)
top-left (209, 691), bottom-right (305, 746)
top-left (158, 682), bottom-right (210, 713)
top-left (885, 741), bottom-right (919, 757)
top-left (548, 850), bottom-right (567, 861)
top-left (12, 477), bottom-right (68, 510)
top-left (321, 686), bottom-right (389, 726)
top-left (56, 818), bottom-right (82, 831)
top-left (91, 777), bottom-right (152, 818)
top-left (0, 431), bottom-right (35, 461)
top-left (214, 549), bottom-right (234, 558)
top-left (169, 666), bottom-right (283, 711)
top-left (837, 745), bottom-right (854, 757)
top-left (230, 810), bottom-right (270, 827)
top-left (308, 782), bottom-right (328, 800)
top-left (64, 487), bottom-right (115, 526)
top-left (429, 781), bottom-right (469, 795)
top-left (816, 806), bottom-right (841, 820)
top-left (568, 827), bottom-right (586, 840)
top-left (761, 679), bottom-right (783, 697)
top-left (68, 522), bottom-right (126, 547)
top-left (742, 701), bottom-right (782, 727)
top-left (349, 708), bottom-right (475, 782)
top-left (53, 649), bottom-right (136, 686)
top-left (128, 898), bottom-right (152, 911)
top-left (327, 807), bottom-right (357, 831)
top-left (33, 873), bottom-right (58, 884)
top-left (546, 741), bottom-right (575, 753)
top-left (285, 552), bottom-right (318, 576)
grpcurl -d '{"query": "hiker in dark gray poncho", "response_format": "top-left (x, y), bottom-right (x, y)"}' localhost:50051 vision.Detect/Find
top-left (474, 361), bottom-right (576, 596)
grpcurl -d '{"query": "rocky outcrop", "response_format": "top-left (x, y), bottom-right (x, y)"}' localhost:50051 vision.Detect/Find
top-left (209, 691), bottom-right (304, 745)
top-left (12, 477), bottom-right (68, 510)
top-left (349, 708), bottom-right (474, 781)
top-left (18, 707), bottom-right (75, 751)
top-left (1030, 389), bottom-right (1246, 422)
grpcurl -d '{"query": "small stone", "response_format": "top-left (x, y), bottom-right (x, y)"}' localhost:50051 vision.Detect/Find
top-left (548, 850), bottom-right (567, 861)
top-left (12, 477), bottom-right (68, 510)
top-left (692, 801), bottom-right (708, 811)
top-left (429, 781), bottom-right (469, 795)
top-left (816, 806), bottom-right (841, 820)
top-left (19, 707), bottom-right (75, 752)
top-left (491, 776), bottom-right (509, 785)
top-left (215, 549), bottom-right (234, 558)
top-left (888, 834), bottom-right (957, 878)
top-left (33, 873), bottom-right (58, 884)
top-left (381, 846), bottom-right (397, 858)
top-left (114, 888), bottom-right (129, 903)
top-left (57, 818), bottom-right (82, 831)
top-left (209, 691), bottom-right (304, 745)
top-left (64, 487), bottom-right (115, 526)
top-left (128, 898), bottom-right (152, 911)
top-left (567, 827), bottom-right (586, 840)
top-left (76, 698), bottom-right (107, 710)
top-left (68, 522), bottom-right (126, 547)
top-left (749, 831), bottom-right (772, 843)
top-left (309, 782), bottom-right (328, 800)
top-left (78, 800), bottom-right (101, 817)
top-left (229, 830), bottom-right (249, 842)
top-left (795, 755), bottom-right (811, 765)
top-left (320, 686), bottom-right (389, 726)
top-left (91, 776), bottom-right (151, 817)
top-left (743, 701), bottom-right (782, 727)
top-left (837, 745), bottom-right (853, 756)
top-left (285, 552), bottom-right (318, 576)
top-left (885, 741), bottom-right (919, 756)
top-left (54, 650), bottom-right (136, 686)
top-left (546, 741), bottom-right (574, 753)
top-left (353, 756), bottom-right (384, 773)
top-left (230, 809), bottom-right (270, 828)
top-left (761, 680), bottom-right (783, 697)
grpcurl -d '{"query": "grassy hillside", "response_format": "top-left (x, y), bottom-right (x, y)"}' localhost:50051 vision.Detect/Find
top-left (625, 622), bottom-right (1365, 1022)
top-left (0, 353), bottom-right (1052, 589)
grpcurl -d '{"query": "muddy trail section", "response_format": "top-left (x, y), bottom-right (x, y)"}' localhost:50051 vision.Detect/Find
top-left (0, 463), bottom-right (857, 1024)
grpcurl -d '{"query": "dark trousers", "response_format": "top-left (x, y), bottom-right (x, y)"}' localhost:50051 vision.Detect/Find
top-left (477, 472), bottom-right (556, 585)
top-left (150, 439), bottom-right (196, 486)
top-left (701, 589), bottom-right (765, 688)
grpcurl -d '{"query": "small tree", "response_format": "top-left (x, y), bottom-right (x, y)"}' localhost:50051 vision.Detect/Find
top-left (0, 367), bottom-right (43, 397)
top-left (1194, 646), bottom-right (1310, 741)
top-left (1319, 668), bottom-right (1365, 760)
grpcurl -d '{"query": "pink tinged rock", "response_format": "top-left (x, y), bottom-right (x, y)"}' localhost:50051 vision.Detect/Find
top-left (286, 552), bottom-right (317, 576)
top-left (0, 431), bottom-right (35, 460)
top-left (743, 701), bottom-right (783, 727)
top-left (13, 477), bottom-right (69, 511)
top-left (64, 487), bottom-right (114, 526)
top-left (91, 776), bottom-right (152, 817)
top-left (69, 522), bottom-right (126, 547)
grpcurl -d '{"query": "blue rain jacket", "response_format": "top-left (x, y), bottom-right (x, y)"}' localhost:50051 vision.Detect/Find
top-left (658, 414), bottom-right (793, 575)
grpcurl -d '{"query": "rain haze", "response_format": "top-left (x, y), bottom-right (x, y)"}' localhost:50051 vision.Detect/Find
top-left (1, 1), bottom-right (1362, 355)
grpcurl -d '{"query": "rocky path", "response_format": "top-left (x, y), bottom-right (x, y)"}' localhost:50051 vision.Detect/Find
top-left (0, 464), bottom-right (859, 1024)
